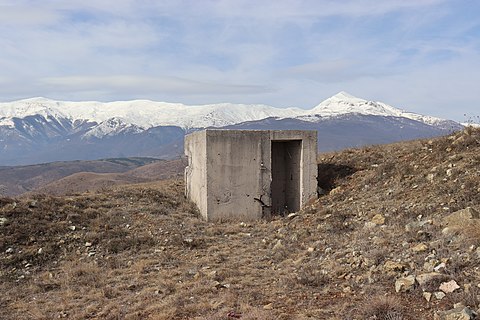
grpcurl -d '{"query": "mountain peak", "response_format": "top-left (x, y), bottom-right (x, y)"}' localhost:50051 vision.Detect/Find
top-left (331, 91), bottom-right (358, 100)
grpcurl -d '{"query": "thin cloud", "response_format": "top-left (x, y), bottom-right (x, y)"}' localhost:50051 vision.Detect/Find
top-left (39, 75), bottom-right (274, 97)
top-left (0, 0), bottom-right (478, 121)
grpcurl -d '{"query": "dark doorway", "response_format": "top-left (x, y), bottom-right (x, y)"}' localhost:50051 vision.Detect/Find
top-left (271, 140), bottom-right (301, 215)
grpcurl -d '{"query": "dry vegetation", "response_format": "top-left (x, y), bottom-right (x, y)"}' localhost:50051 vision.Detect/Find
top-left (1, 128), bottom-right (479, 319)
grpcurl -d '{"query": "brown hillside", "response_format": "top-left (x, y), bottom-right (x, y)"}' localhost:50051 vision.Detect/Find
top-left (126, 158), bottom-right (187, 180)
top-left (0, 157), bottom-right (161, 196)
top-left (27, 158), bottom-right (187, 196)
top-left (30, 172), bottom-right (149, 196)
top-left (0, 128), bottom-right (479, 319)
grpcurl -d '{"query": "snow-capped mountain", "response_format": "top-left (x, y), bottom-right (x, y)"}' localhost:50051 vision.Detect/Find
top-left (0, 97), bottom-right (304, 131)
top-left (301, 91), bottom-right (455, 129)
top-left (0, 92), bottom-right (463, 165)
top-left (0, 92), bottom-right (454, 130)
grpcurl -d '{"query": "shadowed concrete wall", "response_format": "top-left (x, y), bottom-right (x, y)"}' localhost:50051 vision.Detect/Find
top-left (184, 130), bottom-right (317, 221)
top-left (184, 130), bottom-right (207, 216)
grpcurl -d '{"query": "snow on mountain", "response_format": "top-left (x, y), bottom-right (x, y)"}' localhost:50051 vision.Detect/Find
top-left (82, 117), bottom-right (143, 139)
top-left (303, 91), bottom-right (448, 127)
top-left (0, 92), bottom-right (458, 133)
top-left (0, 117), bottom-right (15, 128)
top-left (0, 98), bottom-right (304, 130)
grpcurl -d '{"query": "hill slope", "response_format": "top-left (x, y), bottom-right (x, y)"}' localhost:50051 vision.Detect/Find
top-left (1, 128), bottom-right (479, 319)
top-left (0, 157), bottom-right (162, 196)
top-left (30, 158), bottom-right (187, 196)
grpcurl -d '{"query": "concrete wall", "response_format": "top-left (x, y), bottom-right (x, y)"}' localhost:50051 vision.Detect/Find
top-left (205, 130), bottom-right (268, 221)
top-left (184, 130), bottom-right (208, 219)
top-left (184, 130), bottom-right (317, 221)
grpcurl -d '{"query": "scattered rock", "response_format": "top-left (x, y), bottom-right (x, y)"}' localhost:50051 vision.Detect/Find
top-left (436, 306), bottom-right (478, 320)
top-left (423, 260), bottom-right (438, 272)
top-left (0, 217), bottom-right (7, 225)
top-left (263, 303), bottom-right (273, 310)
top-left (434, 291), bottom-right (446, 300)
top-left (454, 302), bottom-right (465, 309)
top-left (287, 213), bottom-right (298, 219)
top-left (273, 240), bottom-right (284, 251)
top-left (364, 222), bottom-right (376, 229)
top-left (6, 247), bottom-right (14, 254)
top-left (439, 280), bottom-right (460, 293)
top-left (383, 261), bottom-right (405, 273)
top-left (434, 263), bottom-right (447, 272)
top-left (329, 187), bottom-right (342, 195)
top-left (37, 248), bottom-right (43, 254)
top-left (412, 243), bottom-right (428, 252)
top-left (395, 275), bottom-right (416, 292)
top-left (423, 292), bottom-right (432, 302)
top-left (68, 226), bottom-right (76, 231)
top-left (371, 214), bottom-right (385, 225)
top-left (85, 242), bottom-right (93, 247)
top-left (442, 207), bottom-right (479, 227)
top-left (416, 272), bottom-right (444, 287)
top-left (372, 236), bottom-right (387, 246)
top-left (446, 168), bottom-right (454, 177)
top-left (442, 227), bottom-right (456, 237)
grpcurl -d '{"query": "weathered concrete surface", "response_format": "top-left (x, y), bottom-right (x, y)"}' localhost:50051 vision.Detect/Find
top-left (184, 130), bottom-right (317, 221)
top-left (184, 130), bottom-right (207, 216)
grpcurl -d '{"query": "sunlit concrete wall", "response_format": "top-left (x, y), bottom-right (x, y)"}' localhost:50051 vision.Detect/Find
top-left (184, 130), bottom-right (317, 221)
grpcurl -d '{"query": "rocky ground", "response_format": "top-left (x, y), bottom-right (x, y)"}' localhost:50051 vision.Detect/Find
top-left (1, 128), bottom-right (479, 319)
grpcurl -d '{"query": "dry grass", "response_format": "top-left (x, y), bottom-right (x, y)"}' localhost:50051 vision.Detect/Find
top-left (355, 295), bottom-right (406, 320)
top-left (1, 128), bottom-right (480, 319)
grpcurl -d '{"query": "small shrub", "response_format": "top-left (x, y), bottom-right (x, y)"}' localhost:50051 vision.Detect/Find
top-left (462, 286), bottom-right (480, 310)
top-left (356, 295), bottom-right (406, 320)
top-left (296, 267), bottom-right (330, 287)
top-left (325, 211), bottom-right (353, 233)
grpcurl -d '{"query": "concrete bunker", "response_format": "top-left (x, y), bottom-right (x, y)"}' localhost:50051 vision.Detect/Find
top-left (184, 130), bottom-right (317, 221)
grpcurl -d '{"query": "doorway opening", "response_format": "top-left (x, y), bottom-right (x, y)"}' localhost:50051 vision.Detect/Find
top-left (271, 140), bottom-right (302, 215)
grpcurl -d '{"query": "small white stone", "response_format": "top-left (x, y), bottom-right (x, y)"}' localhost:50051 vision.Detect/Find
top-left (434, 262), bottom-right (446, 272)
top-left (423, 292), bottom-right (432, 302)
top-left (434, 291), bottom-right (446, 300)
top-left (439, 280), bottom-right (460, 293)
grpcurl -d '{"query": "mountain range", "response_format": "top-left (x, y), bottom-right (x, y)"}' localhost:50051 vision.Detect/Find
top-left (0, 91), bottom-right (463, 165)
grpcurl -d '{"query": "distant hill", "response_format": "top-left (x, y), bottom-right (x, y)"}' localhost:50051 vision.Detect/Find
top-left (29, 158), bottom-right (187, 196)
top-left (0, 157), bottom-right (171, 196)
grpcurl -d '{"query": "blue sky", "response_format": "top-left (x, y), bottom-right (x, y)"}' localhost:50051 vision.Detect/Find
top-left (0, 0), bottom-right (479, 121)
